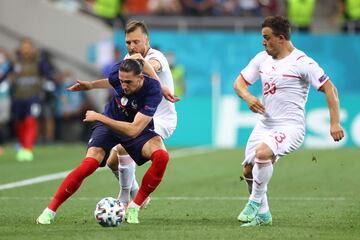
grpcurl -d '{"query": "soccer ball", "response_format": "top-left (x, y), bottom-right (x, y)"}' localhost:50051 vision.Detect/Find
top-left (94, 197), bottom-right (126, 227)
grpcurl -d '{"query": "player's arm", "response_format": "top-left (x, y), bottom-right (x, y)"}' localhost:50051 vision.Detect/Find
top-left (67, 78), bottom-right (111, 91)
top-left (141, 58), bottom-right (176, 101)
top-left (319, 80), bottom-right (344, 141)
top-left (234, 74), bottom-right (265, 114)
top-left (147, 58), bottom-right (180, 102)
top-left (142, 58), bottom-right (160, 81)
top-left (128, 53), bottom-right (179, 102)
top-left (148, 59), bottom-right (162, 72)
top-left (126, 53), bottom-right (159, 80)
top-left (83, 110), bottom-right (152, 139)
top-left (146, 63), bottom-right (179, 102)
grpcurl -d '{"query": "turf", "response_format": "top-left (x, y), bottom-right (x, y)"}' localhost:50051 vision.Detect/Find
top-left (0, 145), bottom-right (359, 240)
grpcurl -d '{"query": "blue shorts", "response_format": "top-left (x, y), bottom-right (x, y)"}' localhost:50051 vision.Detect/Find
top-left (88, 122), bottom-right (158, 167)
top-left (12, 97), bottom-right (41, 121)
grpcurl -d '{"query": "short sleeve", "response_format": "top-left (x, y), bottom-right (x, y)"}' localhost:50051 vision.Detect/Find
top-left (146, 49), bottom-right (170, 72)
top-left (299, 57), bottom-right (329, 90)
top-left (240, 51), bottom-right (267, 85)
top-left (139, 78), bottom-right (162, 117)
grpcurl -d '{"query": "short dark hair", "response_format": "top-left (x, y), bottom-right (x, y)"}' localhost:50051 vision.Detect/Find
top-left (125, 20), bottom-right (149, 36)
top-left (262, 16), bottom-right (291, 40)
top-left (119, 59), bottom-right (144, 75)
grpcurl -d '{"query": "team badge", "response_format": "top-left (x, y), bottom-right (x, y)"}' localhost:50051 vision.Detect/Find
top-left (131, 100), bottom-right (138, 110)
top-left (121, 96), bottom-right (128, 106)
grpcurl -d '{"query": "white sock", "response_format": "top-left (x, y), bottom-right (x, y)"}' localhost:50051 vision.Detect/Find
top-left (117, 156), bottom-right (136, 204)
top-left (130, 178), bottom-right (139, 200)
top-left (258, 193), bottom-right (269, 214)
top-left (250, 159), bottom-right (273, 203)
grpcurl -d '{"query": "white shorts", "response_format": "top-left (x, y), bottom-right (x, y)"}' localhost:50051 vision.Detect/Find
top-left (242, 121), bottom-right (305, 166)
top-left (154, 116), bottom-right (176, 140)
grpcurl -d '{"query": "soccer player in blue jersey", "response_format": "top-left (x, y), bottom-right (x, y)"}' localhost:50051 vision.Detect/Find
top-left (37, 58), bottom-right (172, 224)
top-left (106, 20), bottom-right (178, 211)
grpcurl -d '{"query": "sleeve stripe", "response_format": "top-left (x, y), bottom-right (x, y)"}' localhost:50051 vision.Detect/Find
top-left (240, 73), bottom-right (252, 86)
top-left (283, 74), bottom-right (301, 79)
top-left (296, 55), bottom-right (305, 61)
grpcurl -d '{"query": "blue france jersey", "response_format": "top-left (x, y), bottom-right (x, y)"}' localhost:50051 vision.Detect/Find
top-left (104, 61), bottom-right (162, 126)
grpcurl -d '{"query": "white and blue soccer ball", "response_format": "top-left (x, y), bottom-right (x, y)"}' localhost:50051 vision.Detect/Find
top-left (94, 197), bottom-right (126, 227)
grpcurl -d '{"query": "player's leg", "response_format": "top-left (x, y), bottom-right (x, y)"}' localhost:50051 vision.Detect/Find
top-left (240, 125), bottom-right (305, 226)
top-left (13, 100), bottom-right (38, 162)
top-left (36, 147), bottom-right (104, 224)
top-left (107, 146), bottom-right (120, 179)
top-left (120, 159), bottom-right (147, 208)
top-left (238, 163), bottom-right (272, 225)
top-left (132, 118), bottom-right (175, 208)
top-left (243, 164), bottom-right (253, 194)
top-left (135, 117), bottom-right (175, 207)
top-left (115, 145), bottom-right (136, 206)
top-left (37, 123), bottom-right (116, 224)
top-left (126, 136), bottom-right (169, 223)
top-left (251, 142), bottom-right (274, 205)
top-left (21, 114), bottom-right (38, 161)
top-left (106, 145), bottom-right (143, 207)
top-left (239, 142), bottom-right (274, 223)
top-left (130, 173), bottom-right (140, 200)
top-left (237, 122), bottom-right (274, 223)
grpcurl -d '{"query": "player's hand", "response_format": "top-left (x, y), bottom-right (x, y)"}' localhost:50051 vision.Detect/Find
top-left (162, 86), bottom-right (180, 103)
top-left (245, 95), bottom-right (265, 114)
top-left (67, 80), bottom-right (92, 91)
top-left (126, 53), bottom-right (144, 61)
top-left (330, 123), bottom-right (344, 142)
top-left (83, 110), bottom-right (101, 122)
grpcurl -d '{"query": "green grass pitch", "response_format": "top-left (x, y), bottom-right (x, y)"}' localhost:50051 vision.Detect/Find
top-left (0, 144), bottom-right (359, 240)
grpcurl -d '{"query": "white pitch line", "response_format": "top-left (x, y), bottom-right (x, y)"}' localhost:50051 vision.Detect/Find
top-left (0, 196), bottom-right (346, 201)
top-left (170, 146), bottom-right (216, 159)
top-left (0, 171), bottom-right (72, 191)
top-left (0, 146), bottom-right (215, 191)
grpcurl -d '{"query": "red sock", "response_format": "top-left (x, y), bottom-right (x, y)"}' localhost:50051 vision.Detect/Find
top-left (133, 150), bottom-right (169, 206)
top-left (23, 116), bottom-right (37, 149)
top-left (15, 120), bottom-right (26, 147)
top-left (48, 157), bottom-right (99, 211)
